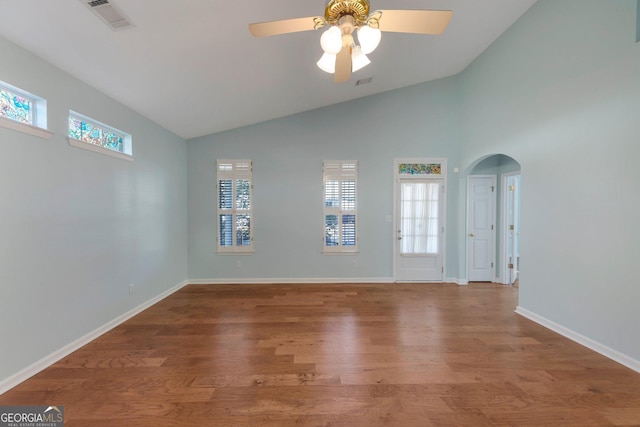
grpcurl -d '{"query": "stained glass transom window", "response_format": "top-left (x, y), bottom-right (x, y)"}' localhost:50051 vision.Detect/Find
top-left (68, 114), bottom-right (125, 153)
top-left (0, 87), bottom-right (34, 125)
top-left (399, 163), bottom-right (442, 175)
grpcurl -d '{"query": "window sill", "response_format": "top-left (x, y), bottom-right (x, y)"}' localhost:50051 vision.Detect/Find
top-left (216, 246), bottom-right (255, 255)
top-left (322, 251), bottom-right (359, 255)
top-left (0, 116), bottom-right (53, 139)
top-left (217, 251), bottom-right (254, 255)
top-left (68, 137), bottom-right (134, 161)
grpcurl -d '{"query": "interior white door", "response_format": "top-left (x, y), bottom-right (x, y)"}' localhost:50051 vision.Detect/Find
top-left (467, 175), bottom-right (496, 282)
top-left (504, 173), bottom-right (521, 284)
top-left (394, 179), bottom-right (444, 281)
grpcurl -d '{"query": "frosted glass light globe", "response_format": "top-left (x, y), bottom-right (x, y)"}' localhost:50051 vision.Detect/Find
top-left (317, 52), bottom-right (336, 73)
top-left (358, 25), bottom-right (381, 54)
top-left (351, 46), bottom-right (371, 72)
top-left (320, 26), bottom-right (343, 55)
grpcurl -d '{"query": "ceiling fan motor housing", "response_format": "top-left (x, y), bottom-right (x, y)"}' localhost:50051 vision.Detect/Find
top-left (325, 0), bottom-right (370, 26)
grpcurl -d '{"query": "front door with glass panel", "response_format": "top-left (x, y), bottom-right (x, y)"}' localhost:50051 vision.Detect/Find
top-left (394, 160), bottom-right (446, 282)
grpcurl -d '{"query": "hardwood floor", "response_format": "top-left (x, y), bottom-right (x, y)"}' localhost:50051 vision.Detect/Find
top-left (2, 283), bottom-right (640, 426)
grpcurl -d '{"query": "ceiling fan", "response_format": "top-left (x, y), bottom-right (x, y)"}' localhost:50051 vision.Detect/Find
top-left (249, 0), bottom-right (452, 83)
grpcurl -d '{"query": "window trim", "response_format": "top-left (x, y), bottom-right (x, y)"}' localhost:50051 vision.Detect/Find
top-left (67, 111), bottom-right (133, 161)
top-left (0, 115), bottom-right (53, 139)
top-left (0, 81), bottom-right (51, 139)
top-left (216, 159), bottom-right (254, 254)
top-left (323, 160), bottom-right (358, 254)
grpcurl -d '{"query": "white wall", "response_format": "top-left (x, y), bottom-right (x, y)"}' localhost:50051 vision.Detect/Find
top-left (458, 0), bottom-right (640, 362)
top-left (188, 78), bottom-right (461, 281)
top-left (0, 36), bottom-right (188, 383)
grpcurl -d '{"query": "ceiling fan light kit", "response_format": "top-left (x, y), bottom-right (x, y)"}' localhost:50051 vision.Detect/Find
top-left (249, 0), bottom-right (452, 83)
top-left (315, 13), bottom-right (378, 76)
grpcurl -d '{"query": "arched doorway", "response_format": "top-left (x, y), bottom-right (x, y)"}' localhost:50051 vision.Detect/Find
top-left (465, 154), bottom-right (521, 284)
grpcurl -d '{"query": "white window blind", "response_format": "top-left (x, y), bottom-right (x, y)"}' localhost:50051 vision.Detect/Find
top-left (323, 161), bottom-right (357, 253)
top-left (217, 160), bottom-right (253, 253)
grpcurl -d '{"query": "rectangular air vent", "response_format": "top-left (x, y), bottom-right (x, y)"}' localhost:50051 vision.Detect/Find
top-left (84, 0), bottom-right (133, 31)
top-left (355, 77), bottom-right (373, 86)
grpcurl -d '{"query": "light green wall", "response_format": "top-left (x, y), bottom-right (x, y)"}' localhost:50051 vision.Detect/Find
top-left (188, 77), bottom-right (461, 280)
top-left (188, 0), bottom-right (640, 363)
top-left (2, 0), bottom-right (639, 388)
top-left (458, 0), bottom-right (640, 360)
top-left (0, 36), bottom-right (188, 383)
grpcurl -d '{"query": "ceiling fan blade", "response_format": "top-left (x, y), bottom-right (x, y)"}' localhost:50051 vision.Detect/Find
top-left (249, 16), bottom-right (322, 37)
top-left (376, 10), bottom-right (452, 35)
top-left (334, 46), bottom-right (352, 83)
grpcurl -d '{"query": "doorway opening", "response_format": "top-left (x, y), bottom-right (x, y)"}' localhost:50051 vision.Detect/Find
top-left (501, 172), bottom-right (521, 285)
top-left (466, 154), bottom-right (521, 284)
top-left (393, 158), bottom-right (447, 282)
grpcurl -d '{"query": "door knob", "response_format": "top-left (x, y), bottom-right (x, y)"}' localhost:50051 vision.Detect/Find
top-left (397, 237), bottom-right (402, 240)
top-left (469, 233), bottom-right (475, 237)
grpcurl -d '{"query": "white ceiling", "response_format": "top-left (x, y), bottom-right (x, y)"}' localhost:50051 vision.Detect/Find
top-left (0, 0), bottom-right (536, 140)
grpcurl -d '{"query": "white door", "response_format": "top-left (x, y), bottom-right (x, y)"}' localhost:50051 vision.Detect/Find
top-left (394, 179), bottom-right (444, 281)
top-left (503, 173), bottom-right (521, 284)
top-left (467, 175), bottom-right (496, 282)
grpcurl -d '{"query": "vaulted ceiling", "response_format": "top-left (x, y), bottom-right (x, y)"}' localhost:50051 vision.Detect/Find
top-left (0, 0), bottom-right (537, 139)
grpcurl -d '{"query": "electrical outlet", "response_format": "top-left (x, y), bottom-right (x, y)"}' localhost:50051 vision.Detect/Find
top-left (129, 283), bottom-right (135, 295)
top-left (235, 259), bottom-right (242, 269)
top-left (352, 259), bottom-right (357, 269)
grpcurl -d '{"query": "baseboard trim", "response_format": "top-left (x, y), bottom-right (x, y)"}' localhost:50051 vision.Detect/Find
top-left (188, 277), bottom-right (395, 285)
top-left (0, 280), bottom-right (189, 395)
top-left (515, 306), bottom-right (640, 374)
top-left (445, 277), bottom-right (468, 285)
top-left (189, 278), bottom-right (469, 285)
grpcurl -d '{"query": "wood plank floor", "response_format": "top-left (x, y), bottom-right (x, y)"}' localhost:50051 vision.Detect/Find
top-left (2, 283), bottom-right (640, 426)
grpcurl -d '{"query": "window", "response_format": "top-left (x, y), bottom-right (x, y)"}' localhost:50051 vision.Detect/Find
top-left (217, 160), bottom-right (253, 253)
top-left (0, 80), bottom-right (50, 139)
top-left (0, 86), bottom-right (33, 124)
top-left (323, 161), bottom-right (357, 253)
top-left (68, 111), bottom-right (132, 160)
top-left (400, 181), bottom-right (441, 254)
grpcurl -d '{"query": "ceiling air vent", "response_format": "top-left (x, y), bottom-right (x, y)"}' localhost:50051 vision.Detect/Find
top-left (355, 77), bottom-right (373, 86)
top-left (84, 0), bottom-right (133, 31)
